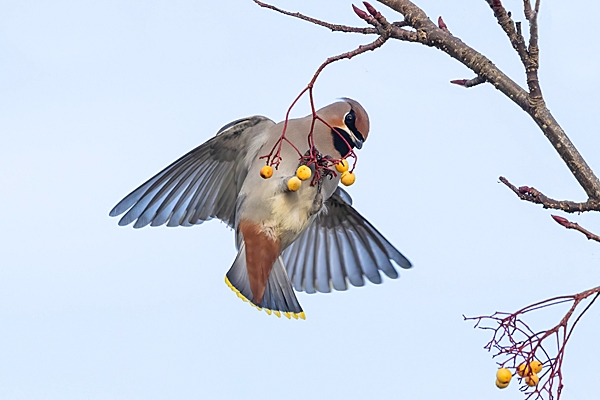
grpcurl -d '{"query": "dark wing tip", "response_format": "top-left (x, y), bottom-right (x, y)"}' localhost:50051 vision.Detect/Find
top-left (117, 216), bottom-right (132, 227)
top-left (109, 202), bottom-right (126, 218)
top-left (392, 253), bottom-right (413, 270)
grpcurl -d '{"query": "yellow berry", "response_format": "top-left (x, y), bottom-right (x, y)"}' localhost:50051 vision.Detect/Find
top-left (495, 379), bottom-right (509, 389)
top-left (335, 159), bottom-right (349, 173)
top-left (517, 363), bottom-right (530, 377)
top-left (496, 368), bottom-right (512, 384)
top-left (296, 165), bottom-right (312, 181)
top-left (287, 176), bottom-right (302, 192)
top-left (524, 373), bottom-right (539, 387)
top-left (340, 171), bottom-right (355, 186)
top-left (260, 165), bottom-right (273, 179)
top-left (530, 360), bottom-right (543, 374)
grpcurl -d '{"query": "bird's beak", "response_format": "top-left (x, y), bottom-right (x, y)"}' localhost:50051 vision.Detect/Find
top-left (334, 124), bottom-right (365, 150)
top-left (340, 122), bottom-right (364, 150)
top-left (346, 129), bottom-right (363, 149)
top-left (353, 138), bottom-right (363, 149)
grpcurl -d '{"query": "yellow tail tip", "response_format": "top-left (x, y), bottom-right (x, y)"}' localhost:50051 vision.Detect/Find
top-left (224, 277), bottom-right (306, 320)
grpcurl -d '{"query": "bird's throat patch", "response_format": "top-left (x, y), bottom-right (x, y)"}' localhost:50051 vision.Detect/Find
top-left (331, 128), bottom-right (355, 157)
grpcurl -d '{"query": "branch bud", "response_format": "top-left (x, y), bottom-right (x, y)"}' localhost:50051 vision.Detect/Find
top-left (450, 79), bottom-right (467, 86)
top-left (438, 16), bottom-right (448, 30)
top-left (363, 2), bottom-right (381, 18)
top-left (352, 4), bottom-right (369, 20)
top-left (518, 185), bottom-right (532, 194)
top-left (551, 215), bottom-right (570, 228)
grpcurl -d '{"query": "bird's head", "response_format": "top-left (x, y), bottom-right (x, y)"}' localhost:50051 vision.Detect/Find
top-left (317, 98), bottom-right (369, 157)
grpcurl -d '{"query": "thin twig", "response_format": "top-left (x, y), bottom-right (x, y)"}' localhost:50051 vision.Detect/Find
top-left (256, 1), bottom-right (391, 177)
top-left (499, 176), bottom-right (600, 212)
top-left (253, 0), bottom-right (377, 34)
top-left (465, 284), bottom-right (600, 400)
top-left (565, 293), bottom-right (599, 342)
top-left (392, 20), bottom-right (409, 28)
top-left (551, 215), bottom-right (600, 242)
top-left (523, 0), bottom-right (542, 100)
top-left (486, 0), bottom-right (530, 67)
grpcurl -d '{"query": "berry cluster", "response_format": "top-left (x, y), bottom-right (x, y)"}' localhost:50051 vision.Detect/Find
top-left (495, 360), bottom-right (543, 390)
top-left (259, 160), bottom-right (355, 191)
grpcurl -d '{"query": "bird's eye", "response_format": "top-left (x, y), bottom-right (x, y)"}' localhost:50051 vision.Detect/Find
top-left (345, 110), bottom-right (355, 123)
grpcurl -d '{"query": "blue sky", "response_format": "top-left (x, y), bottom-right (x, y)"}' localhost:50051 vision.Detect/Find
top-left (1, 1), bottom-right (599, 399)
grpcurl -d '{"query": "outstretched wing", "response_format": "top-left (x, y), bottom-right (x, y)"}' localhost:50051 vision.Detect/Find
top-left (109, 116), bottom-right (275, 228)
top-left (281, 188), bottom-right (412, 294)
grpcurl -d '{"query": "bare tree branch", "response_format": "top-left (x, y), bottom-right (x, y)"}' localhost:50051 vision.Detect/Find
top-left (499, 176), bottom-right (600, 213)
top-left (375, 0), bottom-right (600, 201)
top-left (551, 215), bottom-right (600, 243)
top-left (255, 0), bottom-right (600, 204)
top-left (255, 0), bottom-right (600, 206)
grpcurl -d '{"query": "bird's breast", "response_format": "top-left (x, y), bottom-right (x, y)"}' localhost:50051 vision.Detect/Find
top-left (263, 182), bottom-right (319, 245)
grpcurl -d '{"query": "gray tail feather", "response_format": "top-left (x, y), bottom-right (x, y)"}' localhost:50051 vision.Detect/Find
top-left (225, 243), bottom-right (305, 319)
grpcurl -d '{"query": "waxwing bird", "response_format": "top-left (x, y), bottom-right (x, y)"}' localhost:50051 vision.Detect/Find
top-left (110, 98), bottom-right (412, 319)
